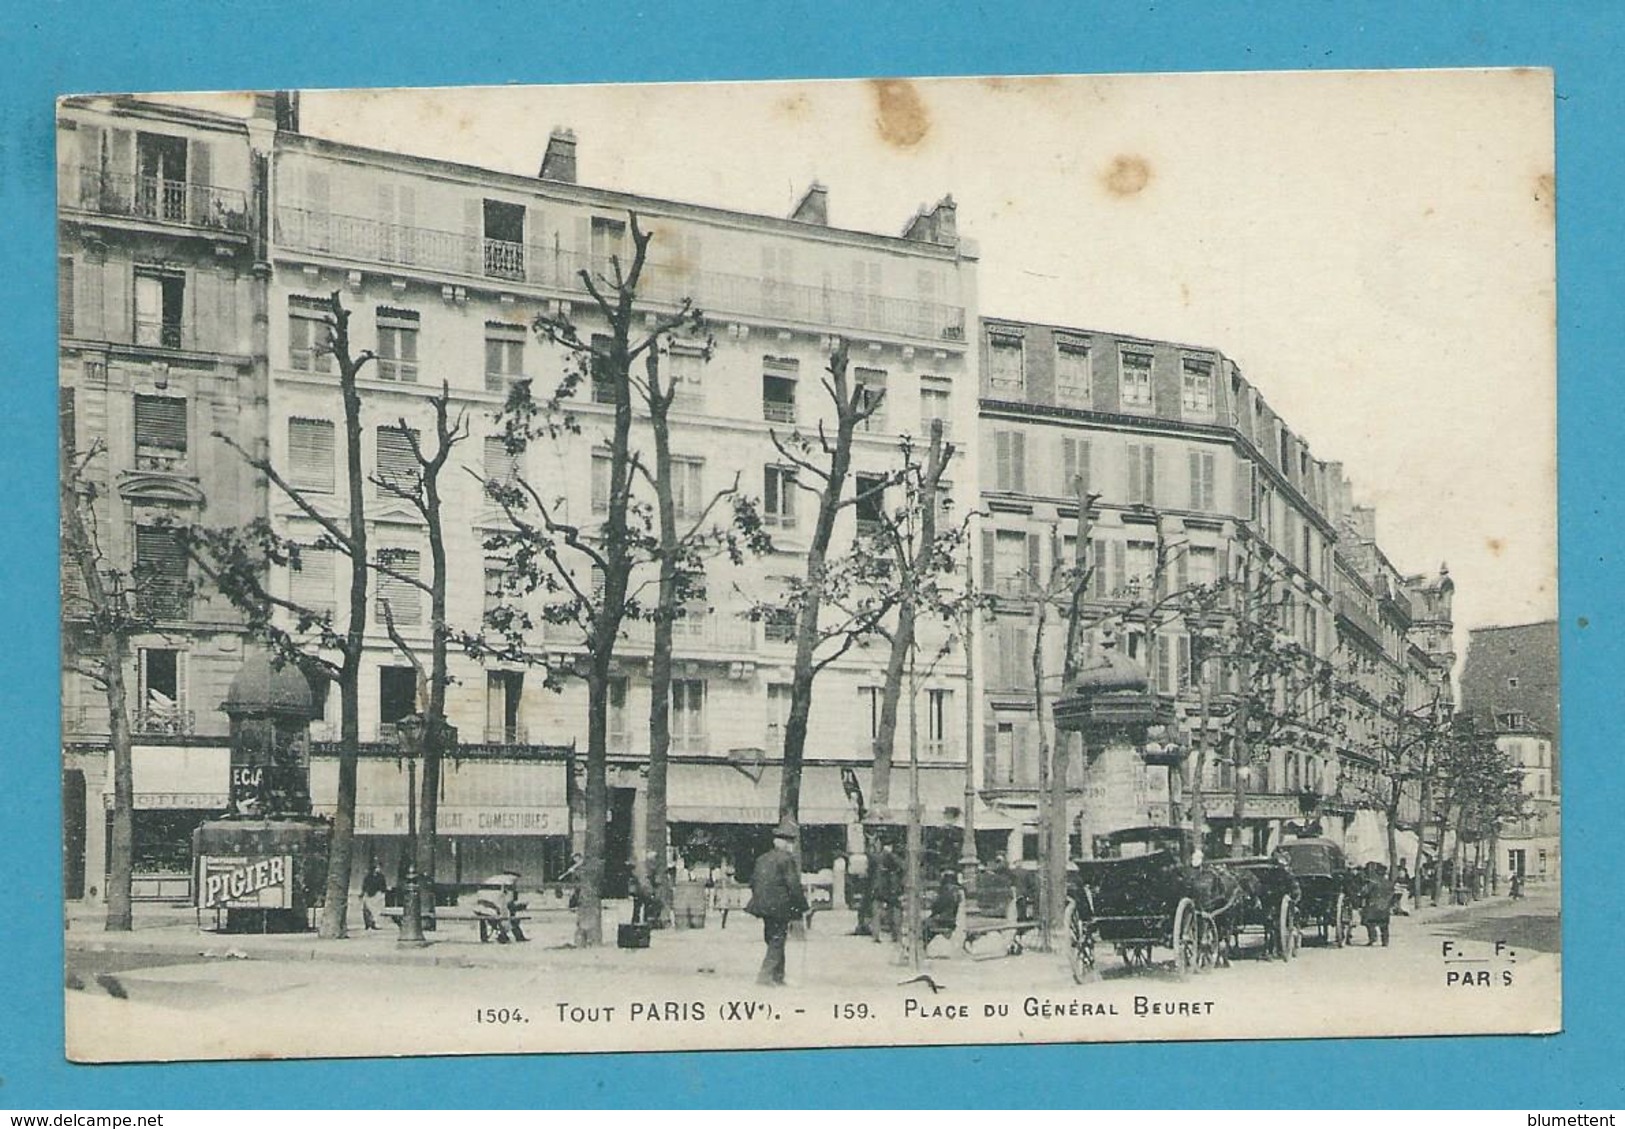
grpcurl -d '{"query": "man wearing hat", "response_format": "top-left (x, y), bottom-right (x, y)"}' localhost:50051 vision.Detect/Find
top-left (747, 818), bottom-right (809, 986)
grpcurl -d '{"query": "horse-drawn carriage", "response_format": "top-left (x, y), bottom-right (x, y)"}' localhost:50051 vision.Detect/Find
top-left (1064, 827), bottom-right (1235, 982)
top-left (1215, 854), bottom-right (1303, 961)
top-left (1275, 837), bottom-right (1357, 948)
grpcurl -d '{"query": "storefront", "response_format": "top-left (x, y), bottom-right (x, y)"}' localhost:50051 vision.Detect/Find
top-left (98, 743), bottom-right (231, 902)
top-left (310, 754), bottom-right (573, 892)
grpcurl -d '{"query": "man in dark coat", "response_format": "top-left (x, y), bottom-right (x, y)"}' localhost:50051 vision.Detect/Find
top-left (1361, 863), bottom-right (1393, 947)
top-left (870, 842), bottom-right (905, 943)
top-left (747, 819), bottom-right (808, 986)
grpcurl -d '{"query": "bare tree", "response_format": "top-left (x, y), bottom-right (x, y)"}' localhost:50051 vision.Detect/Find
top-left (630, 330), bottom-right (763, 924)
top-left (185, 292), bottom-right (375, 939)
top-left (61, 429), bottom-right (169, 931)
top-left (480, 212), bottom-right (697, 946)
top-left (751, 340), bottom-right (895, 827)
top-left (371, 384), bottom-right (470, 914)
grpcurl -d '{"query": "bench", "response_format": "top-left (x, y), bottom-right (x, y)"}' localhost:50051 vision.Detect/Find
top-left (958, 883), bottom-right (1042, 957)
top-left (382, 907), bottom-right (534, 942)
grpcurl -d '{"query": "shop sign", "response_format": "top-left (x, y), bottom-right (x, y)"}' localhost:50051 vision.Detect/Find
top-left (199, 854), bottom-right (293, 908)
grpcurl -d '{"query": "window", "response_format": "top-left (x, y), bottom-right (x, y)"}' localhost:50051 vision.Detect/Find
top-left (1055, 339), bottom-right (1091, 404)
top-left (486, 670), bottom-right (524, 743)
top-left (375, 426), bottom-right (420, 497)
top-left (288, 297), bottom-right (333, 373)
top-left (767, 683), bottom-right (792, 750)
top-left (1092, 538), bottom-right (1128, 599)
top-left (995, 620), bottom-right (1034, 689)
top-left (1181, 357), bottom-right (1214, 415)
top-left (136, 648), bottom-right (184, 734)
top-left (1127, 443), bottom-right (1157, 505)
top-left (484, 436), bottom-right (520, 490)
top-left (134, 270), bottom-right (185, 349)
top-left (1508, 677), bottom-right (1520, 691)
top-left (482, 200), bottom-right (525, 279)
top-left (375, 547), bottom-right (422, 626)
top-left (607, 677), bottom-right (629, 751)
top-left (288, 418), bottom-right (335, 493)
top-left (1126, 540), bottom-right (1157, 597)
top-left (590, 216), bottom-right (627, 268)
top-left (1188, 545), bottom-right (1218, 588)
top-left (764, 465), bottom-right (797, 528)
top-left (591, 451), bottom-right (612, 514)
top-left (926, 689), bottom-right (951, 758)
top-left (762, 373), bottom-right (797, 423)
top-left (1188, 450), bottom-right (1216, 511)
top-left (763, 606), bottom-right (797, 644)
top-left (590, 334), bottom-right (616, 404)
top-left (1061, 437), bottom-right (1090, 499)
top-left (483, 567), bottom-right (505, 620)
top-left (672, 458), bottom-right (704, 520)
top-left (854, 367), bottom-right (887, 432)
top-left (484, 324), bottom-right (525, 394)
top-left (133, 524), bottom-right (188, 619)
top-left (993, 430), bottom-right (1027, 493)
top-left (1120, 351), bottom-right (1153, 409)
top-left (135, 132), bottom-right (188, 221)
top-left (855, 474), bottom-right (886, 538)
top-left (133, 394), bottom-right (187, 470)
top-left (375, 308), bottom-right (420, 383)
top-left (919, 378), bottom-right (951, 440)
top-left (289, 546), bottom-right (335, 616)
top-left (379, 666), bottom-right (418, 728)
top-left (671, 679), bottom-right (706, 753)
top-left (860, 686), bottom-right (883, 748)
top-left (990, 530), bottom-right (1037, 598)
top-left (668, 346), bottom-right (705, 411)
top-left (991, 722), bottom-right (1016, 786)
top-left (988, 332), bottom-right (1024, 392)
top-left (59, 257), bottom-right (74, 337)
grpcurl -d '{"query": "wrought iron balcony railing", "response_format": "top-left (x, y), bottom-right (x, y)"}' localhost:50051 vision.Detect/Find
top-left (274, 206), bottom-right (967, 341)
top-left (64, 166), bottom-right (250, 234)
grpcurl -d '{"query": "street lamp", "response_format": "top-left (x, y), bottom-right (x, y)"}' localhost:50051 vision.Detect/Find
top-left (394, 713), bottom-right (429, 949)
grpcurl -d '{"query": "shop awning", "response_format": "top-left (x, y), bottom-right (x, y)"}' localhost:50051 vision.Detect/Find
top-left (668, 763), bottom-right (970, 827)
top-left (311, 757), bottom-right (570, 837)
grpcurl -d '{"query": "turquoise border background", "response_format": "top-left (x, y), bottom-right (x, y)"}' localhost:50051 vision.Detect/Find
top-left (2, 0), bottom-right (1617, 1109)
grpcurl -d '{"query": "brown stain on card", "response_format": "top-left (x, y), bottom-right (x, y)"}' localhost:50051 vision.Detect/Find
top-left (1487, 537), bottom-right (1505, 557)
top-left (1534, 172), bottom-right (1556, 223)
top-left (1103, 154), bottom-right (1152, 197)
top-left (870, 79), bottom-right (930, 149)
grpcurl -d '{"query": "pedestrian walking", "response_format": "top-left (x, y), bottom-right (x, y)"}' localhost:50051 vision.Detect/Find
top-left (360, 859), bottom-right (387, 931)
top-left (474, 873), bottom-right (528, 944)
top-left (870, 841), bottom-right (904, 943)
top-left (746, 819), bottom-right (808, 986)
top-left (1361, 862), bottom-right (1392, 947)
top-left (1392, 859), bottom-right (1412, 916)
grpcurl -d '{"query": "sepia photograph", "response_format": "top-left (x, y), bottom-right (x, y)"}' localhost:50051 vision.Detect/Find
top-left (56, 70), bottom-right (1558, 1063)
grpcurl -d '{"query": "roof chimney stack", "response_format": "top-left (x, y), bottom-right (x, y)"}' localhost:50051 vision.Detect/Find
top-left (791, 182), bottom-right (829, 225)
top-left (540, 128), bottom-right (577, 184)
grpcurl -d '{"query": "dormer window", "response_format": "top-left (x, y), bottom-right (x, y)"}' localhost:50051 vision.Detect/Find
top-left (1120, 351), bottom-right (1153, 409)
top-left (1181, 357), bottom-right (1214, 415)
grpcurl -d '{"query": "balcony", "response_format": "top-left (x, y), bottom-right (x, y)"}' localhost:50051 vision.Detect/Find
top-left (274, 206), bottom-right (967, 341)
top-left (133, 318), bottom-right (186, 351)
top-left (484, 722), bottom-right (529, 745)
top-left (132, 707), bottom-right (195, 737)
top-left (623, 610), bottom-right (756, 654)
top-left (64, 166), bottom-right (249, 234)
top-left (762, 399), bottom-right (797, 425)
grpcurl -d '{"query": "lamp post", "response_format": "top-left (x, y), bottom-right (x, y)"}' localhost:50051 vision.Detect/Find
top-left (394, 713), bottom-right (429, 948)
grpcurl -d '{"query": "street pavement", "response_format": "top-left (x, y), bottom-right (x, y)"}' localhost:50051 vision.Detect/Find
top-left (63, 885), bottom-right (1560, 1060)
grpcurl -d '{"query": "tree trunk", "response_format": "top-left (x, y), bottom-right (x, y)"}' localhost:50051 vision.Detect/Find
top-left (1188, 677), bottom-right (1212, 851)
top-left (1230, 661), bottom-right (1251, 858)
top-left (645, 384), bottom-right (678, 926)
top-left (319, 294), bottom-right (370, 940)
top-left (779, 342), bottom-right (858, 824)
top-left (578, 671), bottom-right (609, 946)
top-left (417, 447), bottom-right (450, 909)
top-left (872, 423), bottom-right (945, 813)
top-left (103, 637), bottom-right (134, 932)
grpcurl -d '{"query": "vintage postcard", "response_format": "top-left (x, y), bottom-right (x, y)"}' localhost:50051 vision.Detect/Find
top-left (59, 70), bottom-right (1557, 1062)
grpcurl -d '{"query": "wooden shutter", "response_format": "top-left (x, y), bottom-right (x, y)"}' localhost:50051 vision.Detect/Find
top-left (1176, 548), bottom-right (1189, 594)
top-left (134, 395), bottom-right (188, 451)
top-left (107, 128), bottom-right (133, 182)
top-left (983, 622), bottom-right (1001, 688)
top-left (1111, 541), bottom-right (1126, 597)
top-left (1091, 539), bottom-right (1107, 598)
top-left (289, 418), bottom-right (335, 492)
top-left (376, 426), bottom-right (419, 493)
top-left (994, 431), bottom-right (1011, 491)
top-left (463, 197), bottom-right (482, 274)
top-left (1012, 431), bottom-right (1027, 493)
top-left (1026, 533), bottom-right (1042, 594)
top-left (291, 547), bottom-right (336, 614)
top-left (188, 139), bottom-right (212, 223)
top-left (526, 203), bottom-right (546, 283)
top-left (1144, 446), bottom-right (1156, 506)
top-left (983, 724), bottom-right (999, 788)
top-left (1062, 437), bottom-right (1077, 495)
top-left (59, 257), bottom-right (74, 337)
top-left (375, 548), bottom-right (422, 625)
top-left (103, 260), bottom-right (131, 343)
top-left (1178, 635), bottom-right (1192, 690)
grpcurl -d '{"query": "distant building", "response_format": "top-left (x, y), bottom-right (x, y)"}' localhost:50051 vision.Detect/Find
top-left (1460, 621), bottom-right (1560, 792)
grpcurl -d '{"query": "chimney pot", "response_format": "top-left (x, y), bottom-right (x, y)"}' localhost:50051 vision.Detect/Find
top-left (540, 128), bottom-right (578, 184)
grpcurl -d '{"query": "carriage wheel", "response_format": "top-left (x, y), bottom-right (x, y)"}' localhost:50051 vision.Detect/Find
top-left (1172, 898), bottom-right (1198, 977)
top-left (1277, 895), bottom-right (1301, 961)
top-left (1333, 893), bottom-right (1351, 949)
top-left (1065, 899), bottom-right (1096, 983)
top-left (1194, 913), bottom-right (1221, 972)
